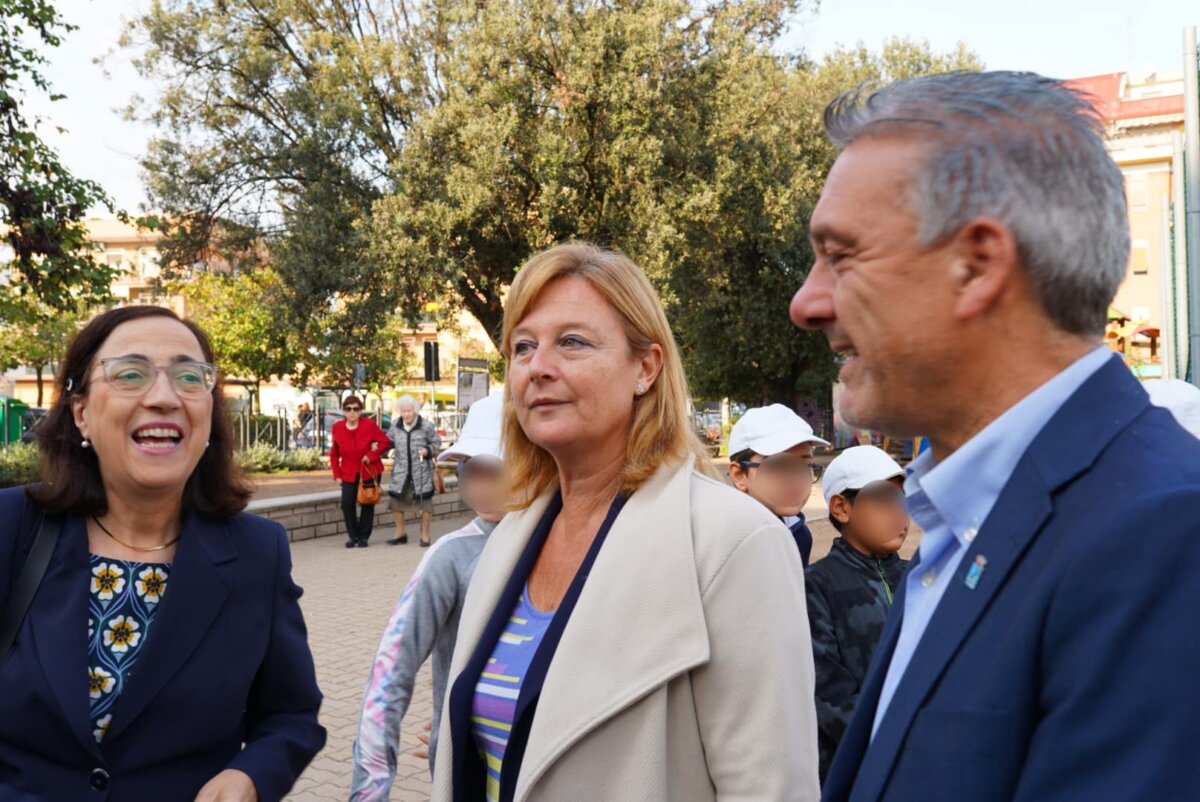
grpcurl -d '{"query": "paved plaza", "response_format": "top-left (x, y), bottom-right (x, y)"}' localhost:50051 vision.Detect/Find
top-left (283, 490), bottom-right (921, 801)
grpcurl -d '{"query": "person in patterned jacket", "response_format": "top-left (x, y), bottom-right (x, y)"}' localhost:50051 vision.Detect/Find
top-left (805, 446), bottom-right (909, 783)
top-left (350, 392), bottom-right (507, 800)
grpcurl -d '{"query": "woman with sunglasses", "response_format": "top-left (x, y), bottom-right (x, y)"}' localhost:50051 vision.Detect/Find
top-left (330, 396), bottom-right (391, 548)
top-left (0, 306), bottom-right (324, 802)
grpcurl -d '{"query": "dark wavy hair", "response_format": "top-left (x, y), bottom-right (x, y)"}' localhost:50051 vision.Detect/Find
top-left (26, 306), bottom-right (252, 518)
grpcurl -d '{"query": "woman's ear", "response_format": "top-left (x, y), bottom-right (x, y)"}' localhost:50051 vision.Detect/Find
top-left (637, 343), bottom-right (665, 391)
top-left (72, 395), bottom-right (88, 439)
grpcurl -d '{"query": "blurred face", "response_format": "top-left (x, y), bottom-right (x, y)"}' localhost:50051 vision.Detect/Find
top-left (790, 137), bottom-right (960, 437)
top-left (399, 404), bottom-right (417, 426)
top-left (460, 456), bottom-right (508, 521)
top-left (343, 401), bottom-right (362, 422)
top-left (71, 317), bottom-right (214, 501)
top-left (508, 276), bottom-right (662, 465)
top-left (728, 443), bottom-right (815, 517)
top-left (829, 477), bottom-right (910, 556)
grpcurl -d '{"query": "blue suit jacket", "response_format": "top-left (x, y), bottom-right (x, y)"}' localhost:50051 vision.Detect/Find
top-left (0, 488), bottom-right (326, 802)
top-left (822, 357), bottom-right (1200, 801)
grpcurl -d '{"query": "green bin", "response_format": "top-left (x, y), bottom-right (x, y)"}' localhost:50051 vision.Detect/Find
top-left (1, 398), bottom-right (29, 445)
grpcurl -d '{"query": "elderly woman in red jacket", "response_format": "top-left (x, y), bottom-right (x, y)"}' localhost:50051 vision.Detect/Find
top-left (329, 396), bottom-right (390, 548)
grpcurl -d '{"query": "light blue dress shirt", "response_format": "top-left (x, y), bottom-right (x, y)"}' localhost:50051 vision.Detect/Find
top-left (871, 345), bottom-right (1113, 738)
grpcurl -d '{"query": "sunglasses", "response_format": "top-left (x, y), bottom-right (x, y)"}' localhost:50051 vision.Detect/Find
top-left (343, 406), bottom-right (362, 412)
top-left (96, 356), bottom-right (217, 399)
top-left (735, 456), bottom-right (822, 481)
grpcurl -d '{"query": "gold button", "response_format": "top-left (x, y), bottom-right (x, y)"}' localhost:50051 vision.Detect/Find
top-left (921, 571), bottom-right (935, 588)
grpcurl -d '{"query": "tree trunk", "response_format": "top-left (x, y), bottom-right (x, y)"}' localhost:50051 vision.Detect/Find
top-left (35, 366), bottom-right (44, 407)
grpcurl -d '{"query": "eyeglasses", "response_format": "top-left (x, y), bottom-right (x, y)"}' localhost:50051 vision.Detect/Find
top-left (343, 406), bottom-right (362, 413)
top-left (96, 356), bottom-right (217, 398)
top-left (736, 457), bottom-right (821, 481)
top-left (841, 480), bottom-right (906, 507)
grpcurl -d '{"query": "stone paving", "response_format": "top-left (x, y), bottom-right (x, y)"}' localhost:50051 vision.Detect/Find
top-left (282, 485), bottom-right (921, 801)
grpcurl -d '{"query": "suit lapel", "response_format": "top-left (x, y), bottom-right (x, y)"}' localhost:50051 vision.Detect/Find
top-left (515, 460), bottom-right (710, 800)
top-left (103, 512), bottom-right (236, 743)
top-left (29, 514), bottom-right (98, 756)
top-left (848, 356), bottom-right (1151, 799)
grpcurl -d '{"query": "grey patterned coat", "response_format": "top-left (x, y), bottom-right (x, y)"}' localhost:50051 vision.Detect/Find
top-left (388, 416), bottom-right (442, 497)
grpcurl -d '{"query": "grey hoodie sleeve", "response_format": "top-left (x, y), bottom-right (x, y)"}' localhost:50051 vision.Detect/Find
top-left (349, 543), bottom-right (462, 801)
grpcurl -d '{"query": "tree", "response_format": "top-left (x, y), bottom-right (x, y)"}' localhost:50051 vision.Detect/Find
top-left (1, 1), bottom-right (116, 315)
top-left (126, 2), bottom-right (981, 407)
top-left (0, 297), bottom-right (87, 405)
top-left (177, 267), bottom-right (301, 413)
top-left (671, 37), bottom-right (985, 405)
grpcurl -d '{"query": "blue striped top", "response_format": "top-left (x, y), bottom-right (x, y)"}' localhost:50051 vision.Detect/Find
top-left (471, 584), bottom-right (554, 802)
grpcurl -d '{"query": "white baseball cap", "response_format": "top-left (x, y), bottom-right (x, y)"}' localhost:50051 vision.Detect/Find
top-left (822, 446), bottom-right (905, 506)
top-left (440, 390), bottom-right (505, 461)
top-left (1144, 379), bottom-right (1200, 440)
top-left (728, 404), bottom-right (830, 458)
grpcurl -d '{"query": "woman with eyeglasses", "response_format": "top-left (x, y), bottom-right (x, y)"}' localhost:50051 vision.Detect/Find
top-left (0, 306), bottom-right (325, 802)
top-left (330, 396), bottom-right (390, 549)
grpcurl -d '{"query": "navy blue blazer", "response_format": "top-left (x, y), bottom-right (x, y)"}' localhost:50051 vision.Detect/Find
top-left (822, 357), bottom-right (1200, 801)
top-left (0, 488), bottom-right (326, 802)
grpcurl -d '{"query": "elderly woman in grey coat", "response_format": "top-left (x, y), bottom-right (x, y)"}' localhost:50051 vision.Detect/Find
top-left (385, 394), bottom-right (442, 547)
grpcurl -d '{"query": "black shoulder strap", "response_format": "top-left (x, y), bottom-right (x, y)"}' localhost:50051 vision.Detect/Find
top-left (0, 513), bottom-right (63, 663)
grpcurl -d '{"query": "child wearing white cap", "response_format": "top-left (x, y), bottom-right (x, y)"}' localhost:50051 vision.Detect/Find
top-left (728, 404), bottom-right (830, 567)
top-left (351, 391), bottom-right (509, 797)
top-left (804, 445), bottom-right (909, 782)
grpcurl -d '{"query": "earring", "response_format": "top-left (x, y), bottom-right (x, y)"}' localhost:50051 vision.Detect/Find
top-left (636, 383), bottom-right (646, 395)
top-left (81, 439), bottom-right (91, 448)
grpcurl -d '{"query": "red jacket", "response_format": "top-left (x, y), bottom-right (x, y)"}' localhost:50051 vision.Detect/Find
top-left (329, 417), bottom-right (390, 484)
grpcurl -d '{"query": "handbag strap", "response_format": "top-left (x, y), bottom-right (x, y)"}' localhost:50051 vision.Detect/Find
top-left (360, 460), bottom-right (378, 484)
top-left (0, 513), bottom-right (63, 663)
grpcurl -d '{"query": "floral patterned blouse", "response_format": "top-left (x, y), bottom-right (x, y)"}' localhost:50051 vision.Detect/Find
top-left (87, 554), bottom-right (171, 743)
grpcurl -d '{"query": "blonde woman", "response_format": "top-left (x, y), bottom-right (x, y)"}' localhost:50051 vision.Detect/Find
top-left (433, 243), bottom-right (819, 801)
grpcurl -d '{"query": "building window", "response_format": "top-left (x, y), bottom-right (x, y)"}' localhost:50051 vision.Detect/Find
top-left (1130, 240), bottom-right (1150, 275)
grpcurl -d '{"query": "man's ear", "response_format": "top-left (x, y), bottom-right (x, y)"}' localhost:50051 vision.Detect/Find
top-left (728, 462), bottom-right (751, 493)
top-left (829, 494), bottom-right (852, 526)
top-left (949, 216), bottom-right (1020, 322)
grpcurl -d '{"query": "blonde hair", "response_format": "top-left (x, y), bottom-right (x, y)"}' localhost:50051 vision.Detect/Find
top-left (501, 242), bottom-right (717, 507)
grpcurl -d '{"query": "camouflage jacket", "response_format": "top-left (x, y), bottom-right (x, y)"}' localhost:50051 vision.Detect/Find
top-left (805, 537), bottom-right (907, 782)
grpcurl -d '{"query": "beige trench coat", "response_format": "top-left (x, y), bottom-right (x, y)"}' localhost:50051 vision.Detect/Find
top-left (431, 457), bottom-right (820, 801)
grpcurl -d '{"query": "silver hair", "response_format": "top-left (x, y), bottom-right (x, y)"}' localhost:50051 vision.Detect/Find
top-left (823, 71), bottom-right (1129, 336)
top-left (394, 394), bottom-right (419, 414)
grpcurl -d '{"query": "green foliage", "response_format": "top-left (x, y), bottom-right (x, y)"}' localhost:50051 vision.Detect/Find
top-left (0, 1), bottom-right (117, 314)
top-left (0, 442), bottom-right (39, 488)
top-left (675, 36), bottom-right (984, 405)
top-left (234, 443), bottom-right (325, 474)
top-left (177, 267), bottom-right (300, 396)
top-left (234, 442), bottom-right (287, 473)
top-left (283, 447), bottom-right (323, 471)
top-left (0, 296), bottom-right (88, 405)
top-left (125, 1), bottom-right (982, 406)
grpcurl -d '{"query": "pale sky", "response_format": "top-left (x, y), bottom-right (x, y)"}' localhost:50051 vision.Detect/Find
top-left (21, 0), bottom-right (1200, 214)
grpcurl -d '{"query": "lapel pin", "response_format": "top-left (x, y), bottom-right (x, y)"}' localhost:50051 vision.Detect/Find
top-left (964, 554), bottom-right (988, 590)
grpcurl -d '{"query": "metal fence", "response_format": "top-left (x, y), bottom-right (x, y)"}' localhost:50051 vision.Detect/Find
top-left (230, 410), bottom-right (292, 450)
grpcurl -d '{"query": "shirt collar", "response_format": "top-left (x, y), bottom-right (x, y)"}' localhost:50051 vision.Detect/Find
top-left (905, 345), bottom-right (1112, 547)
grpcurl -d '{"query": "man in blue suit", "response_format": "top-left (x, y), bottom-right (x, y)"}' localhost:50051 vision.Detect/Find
top-left (790, 70), bottom-right (1200, 801)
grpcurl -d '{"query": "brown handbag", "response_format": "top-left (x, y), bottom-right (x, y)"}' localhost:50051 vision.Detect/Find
top-left (357, 461), bottom-right (382, 505)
